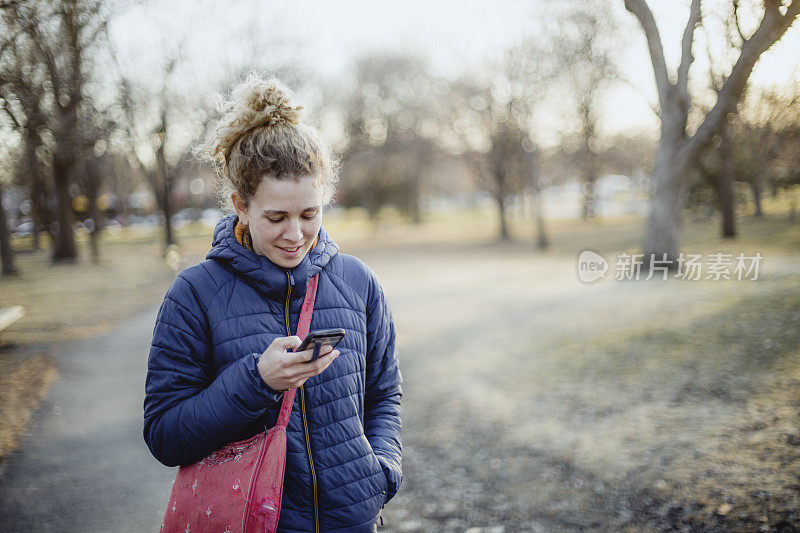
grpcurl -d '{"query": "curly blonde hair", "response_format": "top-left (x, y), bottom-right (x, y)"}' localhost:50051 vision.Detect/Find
top-left (195, 74), bottom-right (339, 210)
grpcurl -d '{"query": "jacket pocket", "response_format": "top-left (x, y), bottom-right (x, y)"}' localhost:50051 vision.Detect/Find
top-left (357, 431), bottom-right (389, 510)
top-left (372, 450), bottom-right (388, 503)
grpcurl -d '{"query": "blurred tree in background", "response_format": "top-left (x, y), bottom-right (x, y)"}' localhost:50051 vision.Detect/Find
top-left (624, 0), bottom-right (800, 265)
top-left (0, 0), bottom-right (111, 263)
top-left (552, 1), bottom-right (620, 221)
top-left (334, 51), bottom-right (440, 223)
top-left (114, 51), bottom-right (186, 251)
top-left (441, 37), bottom-right (552, 243)
top-left (1, 0), bottom-right (799, 276)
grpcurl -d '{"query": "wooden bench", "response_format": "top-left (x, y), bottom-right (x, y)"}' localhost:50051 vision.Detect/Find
top-left (0, 305), bottom-right (25, 334)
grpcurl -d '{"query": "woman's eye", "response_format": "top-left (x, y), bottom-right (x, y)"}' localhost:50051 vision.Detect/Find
top-left (266, 217), bottom-right (283, 223)
top-left (301, 212), bottom-right (319, 220)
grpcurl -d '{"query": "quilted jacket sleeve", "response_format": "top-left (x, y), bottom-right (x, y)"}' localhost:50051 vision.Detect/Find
top-left (363, 271), bottom-right (403, 503)
top-left (143, 274), bottom-right (283, 467)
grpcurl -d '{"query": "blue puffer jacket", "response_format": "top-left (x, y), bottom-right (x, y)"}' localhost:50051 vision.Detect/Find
top-left (144, 213), bottom-right (403, 532)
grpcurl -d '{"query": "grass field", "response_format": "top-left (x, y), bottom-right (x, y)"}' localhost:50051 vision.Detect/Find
top-left (1, 200), bottom-right (799, 529)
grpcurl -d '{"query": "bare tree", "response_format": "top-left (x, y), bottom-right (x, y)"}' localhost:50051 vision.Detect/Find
top-left (740, 87), bottom-right (800, 216)
top-left (333, 51), bottom-right (440, 223)
top-left (73, 140), bottom-right (110, 263)
top-left (554, 1), bottom-right (620, 220)
top-left (445, 40), bottom-right (550, 243)
top-left (0, 0), bottom-right (110, 262)
top-left (624, 0), bottom-right (800, 264)
top-left (692, 3), bottom-right (776, 237)
top-left (113, 50), bottom-right (186, 251)
top-left (0, 40), bottom-right (54, 251)
top-left (107, 4), bottom-right (303, 249)
top-left (694, 85), bottom-right (798, 230)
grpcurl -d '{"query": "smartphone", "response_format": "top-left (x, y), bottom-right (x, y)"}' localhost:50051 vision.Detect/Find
top-left (296, 328), bottom-right (346, 362)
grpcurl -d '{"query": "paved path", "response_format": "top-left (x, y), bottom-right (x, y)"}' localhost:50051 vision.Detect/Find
top-left (0, 306), bottom-right (175, 532)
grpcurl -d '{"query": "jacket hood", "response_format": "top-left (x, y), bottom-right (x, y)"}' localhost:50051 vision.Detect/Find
top-left (206, 212), bottom-right (339, 301)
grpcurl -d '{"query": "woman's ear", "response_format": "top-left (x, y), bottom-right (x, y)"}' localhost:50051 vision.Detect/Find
top-left (231, 192), bottom-right (248, 226)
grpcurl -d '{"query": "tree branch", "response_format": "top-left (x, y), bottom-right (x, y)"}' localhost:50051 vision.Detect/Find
top-left (677, 0), bottom-right (702, 98)
top-left (684, 0), bottom-right (800, 164)
top-left (1, 97), bottom-right (23, 129)
top-left (29, 27), bottom-right (63, 110)
top-left (624, 0), bottom-right (671, 104)
top-left (618, 73), bottom-right (661, 117)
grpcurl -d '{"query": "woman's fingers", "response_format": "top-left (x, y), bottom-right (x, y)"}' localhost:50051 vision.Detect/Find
top-left (269, 335), bottom-right (302, 353)
top-left (269, 346), bottom-right (340, 389)
top-left (260, 337), bottom-right (340, 391)
top-left (296, 350), bottom-right (340, 379)
top-left (286, 349), bottom-right (340, 382)
top-left (289, 344), bottom-right (333, 364)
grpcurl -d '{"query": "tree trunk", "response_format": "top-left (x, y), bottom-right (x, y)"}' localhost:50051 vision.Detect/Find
top-left (582, 180), bottom-right (596, 220)
top-left (534, 191), bottom-right (548, 249)
top-left (51, 156), bottom-right (77, 262)
top-left (750, 179), bottom-right (763, 218)
top-left (496, 194), bottom-right (510, 241)
top-left (643, 136), bottom-right (685, 266)
top-left (158, 185), bottom-right (176, 252)
top-left (581, 134), bottom-right (598, 221)
top-left (87, 163), bottom-right (102, 264)
top-left (491, 158), bottom-right (510, 241)
top-left (717, 123), bottom-right (737, 238)
top-left (163, 202), bottom-right (175, 251)
top-left (155, 134), bottom-right (176, 252)
top-left (0, 182), bottom-right (19, 276)
top-left (24, 141), bottom-right (47, 251)
top-left (410, 172), bottom-right (422, 225)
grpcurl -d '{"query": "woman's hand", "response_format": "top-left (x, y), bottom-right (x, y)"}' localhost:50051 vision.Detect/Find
top-left (257, 336), bottom-right (340, 391)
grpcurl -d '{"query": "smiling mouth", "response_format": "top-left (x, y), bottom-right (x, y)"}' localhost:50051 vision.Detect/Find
top-left (279, 245), bottom-right (302, 253)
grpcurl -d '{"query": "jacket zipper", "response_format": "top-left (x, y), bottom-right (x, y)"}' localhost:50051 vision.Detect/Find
top-left (285, 271), bottom-right (320, 533)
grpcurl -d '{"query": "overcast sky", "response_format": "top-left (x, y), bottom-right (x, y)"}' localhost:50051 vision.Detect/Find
top-left (109, 0), bottom-right (800, 141)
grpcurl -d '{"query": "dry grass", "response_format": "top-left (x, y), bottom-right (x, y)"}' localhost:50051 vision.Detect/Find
top-left (368, 209), bottom-right (800, 530)
top-left (0, 230), bottom-right (181, 468)
top-left (2, 237), bottom-right (177, 347)
top-left (0, 353), bottom-right (57, 469)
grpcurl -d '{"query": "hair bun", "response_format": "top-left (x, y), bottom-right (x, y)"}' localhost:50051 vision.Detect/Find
top-left (236, 74), bottom-right (303, 127)
top-left (197, 73), bottom-right (304, 166)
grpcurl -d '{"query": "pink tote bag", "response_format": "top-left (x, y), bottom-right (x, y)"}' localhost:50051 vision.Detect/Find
top-left (160, 275), bottom-right (319, 533)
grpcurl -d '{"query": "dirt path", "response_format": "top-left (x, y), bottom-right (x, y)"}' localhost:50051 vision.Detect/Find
top-left (0, 306), bottom-right (173, 532)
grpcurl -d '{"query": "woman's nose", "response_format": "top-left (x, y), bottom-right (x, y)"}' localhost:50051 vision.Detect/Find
top-left (283, 219), bottom-right (303, 242)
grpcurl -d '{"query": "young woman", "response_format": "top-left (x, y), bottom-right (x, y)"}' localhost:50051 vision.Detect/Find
top-left (143, 75), bottom-right (402, 532)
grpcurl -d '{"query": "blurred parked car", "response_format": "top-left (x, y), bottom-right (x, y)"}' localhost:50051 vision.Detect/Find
top-left (12, 218), bottom-right (34, 237)
top-left (171, 208), bottom-right (203, 229)
top-left (201, 208), bottom-right (223, 228)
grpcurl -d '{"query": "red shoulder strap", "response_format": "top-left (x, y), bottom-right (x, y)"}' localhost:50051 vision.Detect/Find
top-left (275, 274), bottom-right (319, 428)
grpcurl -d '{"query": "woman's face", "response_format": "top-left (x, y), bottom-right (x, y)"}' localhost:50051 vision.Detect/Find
top-left (232, 174), bottom-right (324, 269)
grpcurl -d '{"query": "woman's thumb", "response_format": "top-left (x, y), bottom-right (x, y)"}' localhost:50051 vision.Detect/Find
top-left (271, 335), bottom-right (302, 352)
